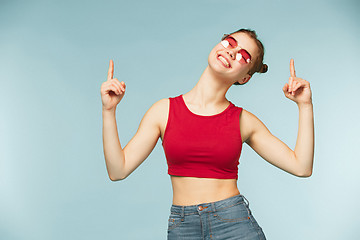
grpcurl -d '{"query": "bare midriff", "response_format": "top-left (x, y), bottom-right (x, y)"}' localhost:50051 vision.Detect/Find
top-left (170, 176), bottom-right (240, 206)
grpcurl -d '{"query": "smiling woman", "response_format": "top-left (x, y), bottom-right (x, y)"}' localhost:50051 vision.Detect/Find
top-left (100, 28), bottom-right (314, 239)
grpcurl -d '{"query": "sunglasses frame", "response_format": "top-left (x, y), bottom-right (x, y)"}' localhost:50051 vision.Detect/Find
top-left (221, 34), bottom-right (252, 64)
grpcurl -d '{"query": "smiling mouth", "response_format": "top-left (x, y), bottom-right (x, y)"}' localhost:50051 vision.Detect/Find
top-left (217, 55), bottom-right (231, 68)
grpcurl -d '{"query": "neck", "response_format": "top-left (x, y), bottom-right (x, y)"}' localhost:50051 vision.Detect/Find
top-left (184, 66), bottom-right (233, 106)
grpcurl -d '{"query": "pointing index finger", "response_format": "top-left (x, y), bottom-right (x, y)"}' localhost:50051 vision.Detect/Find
top-left (290, 58), bottom-right (296, 77)
top-left (107, 60), bottom-right (114, 81)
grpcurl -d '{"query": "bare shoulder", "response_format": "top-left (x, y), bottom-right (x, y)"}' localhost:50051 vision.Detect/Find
top-left (151, 98), bottom-right (169, 111)
top-left (147, 98), bottom-right (169, 119)
top-left (144, 98), bottom-right (169, 127)
top-left (145, 98), bottom-right (169, 139)
top-left (240, 108), bottom-right (268, 143)
top-left (240, 109), bottom-right (261, 123)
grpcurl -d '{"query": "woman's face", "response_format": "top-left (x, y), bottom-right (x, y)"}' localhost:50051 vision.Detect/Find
top-left (208, 32), bottom-right (259, 84)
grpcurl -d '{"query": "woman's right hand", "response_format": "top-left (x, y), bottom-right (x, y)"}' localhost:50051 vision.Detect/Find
top-left (101, 60), bottom-right (126, 111)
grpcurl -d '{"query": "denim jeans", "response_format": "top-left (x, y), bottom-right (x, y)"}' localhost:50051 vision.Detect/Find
top-left (167, 194), bottom-right (266, 240)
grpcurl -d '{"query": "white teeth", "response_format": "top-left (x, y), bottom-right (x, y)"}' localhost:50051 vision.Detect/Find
top-left (218, 55), bottom-right (229, 67)
top-left (221, 40), bottom-right (229, 48)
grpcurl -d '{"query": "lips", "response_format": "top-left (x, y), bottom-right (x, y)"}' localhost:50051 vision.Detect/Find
top-left (217, 54), bottom-right (231, 68)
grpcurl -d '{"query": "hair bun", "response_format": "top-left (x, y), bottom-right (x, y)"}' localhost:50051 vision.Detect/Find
top-left (260, 64), bottom-right (268, 73)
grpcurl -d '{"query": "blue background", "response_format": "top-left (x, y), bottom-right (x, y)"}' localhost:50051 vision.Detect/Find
top-left (1, 0), bottom-right (359, 239)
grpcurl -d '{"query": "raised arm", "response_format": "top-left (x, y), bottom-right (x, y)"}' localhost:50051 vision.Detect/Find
top-left (243, 59), bottom-right (314, 177)
top-left (101, 60), bottom-right (165, 181)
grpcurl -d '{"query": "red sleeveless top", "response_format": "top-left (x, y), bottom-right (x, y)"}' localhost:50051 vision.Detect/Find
top-left (162, 95), bottom-right (243, 179)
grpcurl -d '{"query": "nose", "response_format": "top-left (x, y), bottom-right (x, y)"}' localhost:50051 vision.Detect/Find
top-left (226, 49), bottom-right (236, 60)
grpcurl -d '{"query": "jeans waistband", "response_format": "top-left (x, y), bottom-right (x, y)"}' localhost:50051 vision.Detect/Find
top-left (170, 194), bottom-right (249, 216)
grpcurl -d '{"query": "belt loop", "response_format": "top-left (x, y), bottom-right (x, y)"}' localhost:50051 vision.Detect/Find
top-left (241, 194), bottom-right (250, 207)
top-left (211, 202), bottom-right (216, 213)
top-left (241, 194), bottom-right (252, 216)
top-left (181, 206), bottom-right (185, 221)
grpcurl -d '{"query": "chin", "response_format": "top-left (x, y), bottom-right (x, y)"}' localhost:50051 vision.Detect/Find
top-left (208, 58), bottom-right (228, 74)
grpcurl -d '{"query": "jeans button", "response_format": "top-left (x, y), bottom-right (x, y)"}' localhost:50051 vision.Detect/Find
top-left (198, 206), bottom-right (203, 211)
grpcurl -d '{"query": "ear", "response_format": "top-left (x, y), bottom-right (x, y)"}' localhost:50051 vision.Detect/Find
top-left (236, 74), bottom-right (252, 85)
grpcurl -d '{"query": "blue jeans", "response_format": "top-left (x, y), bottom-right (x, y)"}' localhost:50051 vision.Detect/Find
top-left (167, 194), bottom-right (266, 240)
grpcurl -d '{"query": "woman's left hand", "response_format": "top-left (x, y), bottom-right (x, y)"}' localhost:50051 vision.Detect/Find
top-left (282, 59), bottom-right (312, 105)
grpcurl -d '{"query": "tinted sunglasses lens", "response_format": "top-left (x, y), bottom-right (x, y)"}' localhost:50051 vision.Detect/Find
top-left (238, 49), bottom-right (251, 63)
top-left (221, 36), bottom-right (237, 48)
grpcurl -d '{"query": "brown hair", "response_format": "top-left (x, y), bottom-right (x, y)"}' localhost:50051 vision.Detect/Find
top-left (231, 29), bottom-right (268, 85)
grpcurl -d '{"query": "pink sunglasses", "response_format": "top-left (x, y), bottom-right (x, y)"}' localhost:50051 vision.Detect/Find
top-left (221, 34), bottom-right (252, 64)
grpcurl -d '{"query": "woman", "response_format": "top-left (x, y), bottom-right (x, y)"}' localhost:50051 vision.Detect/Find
top-left (100, 29), bottom-right (314, 239)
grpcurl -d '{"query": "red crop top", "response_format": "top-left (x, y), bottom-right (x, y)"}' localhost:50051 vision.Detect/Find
top-left (162, 95), bottom-right (243, 179)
